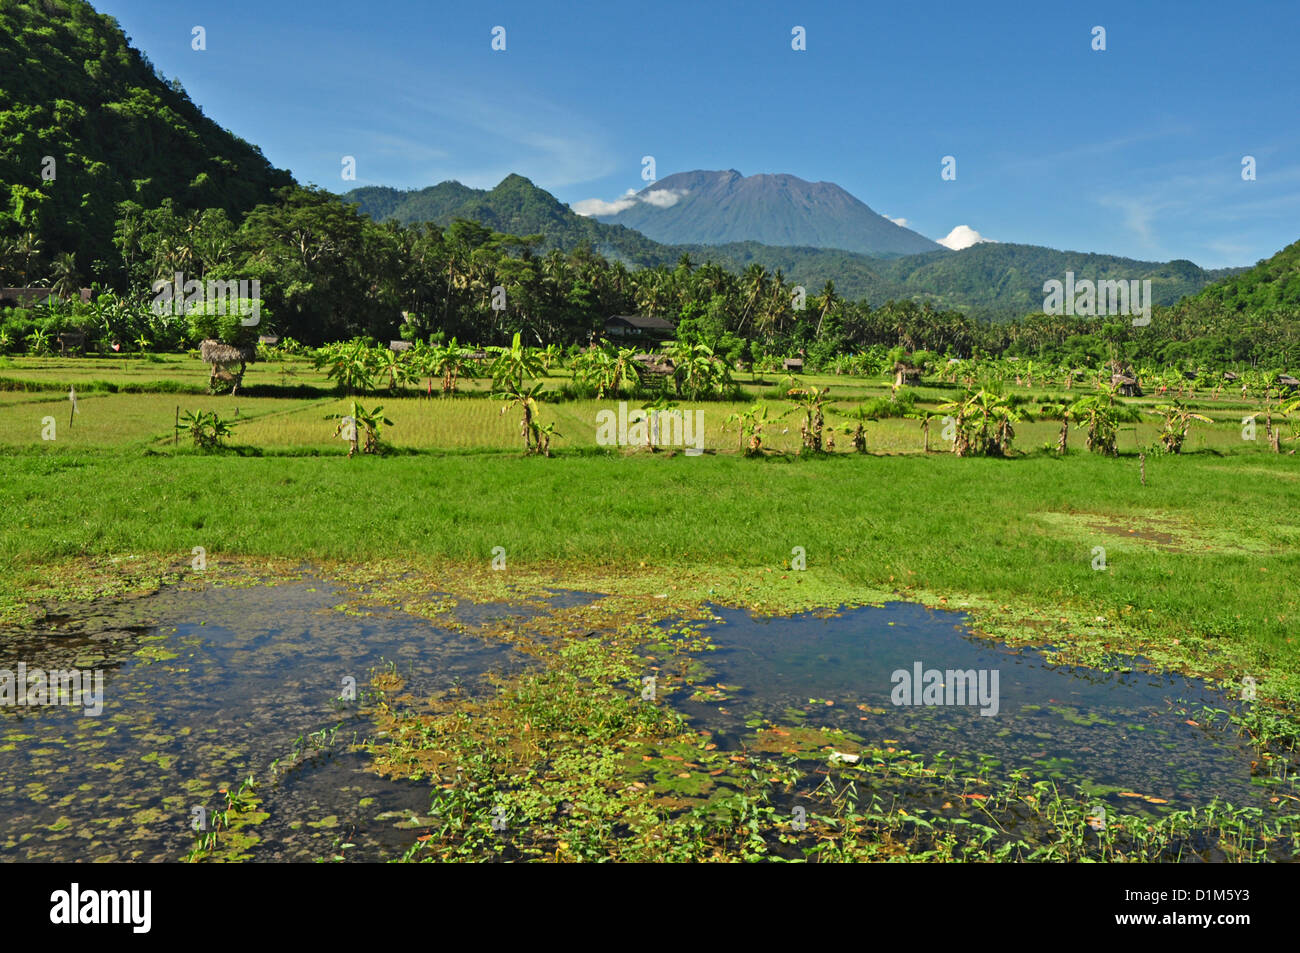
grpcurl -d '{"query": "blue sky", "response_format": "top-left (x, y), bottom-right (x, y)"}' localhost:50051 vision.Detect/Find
top-left (97, 0), bottom-right (1300, 267)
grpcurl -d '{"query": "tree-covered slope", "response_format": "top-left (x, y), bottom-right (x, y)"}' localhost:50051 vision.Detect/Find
top-left (343, 176), bottom-right (1235, 319)
top-left (1184, 239), bottom-right (1300, 315)
top-left (0, 0), bottom-right (293, 283)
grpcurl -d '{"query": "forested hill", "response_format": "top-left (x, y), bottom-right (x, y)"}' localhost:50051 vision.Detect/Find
top-left (873, 244), bottom-right (1242, 320)
top-left (1182, 239), bottom-right (1300, 315)
top-left (0, 0), bottom-right (292, 283)
top-left (345, 177), bottom-right (1235, 320)
top-left (344, 175), bottom-right (671, 267)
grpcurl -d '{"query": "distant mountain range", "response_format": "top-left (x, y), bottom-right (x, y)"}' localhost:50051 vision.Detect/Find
top-left (591, 169), bottom-right (941, 258)
top-left (343, 176), bottom-right (1240, 320)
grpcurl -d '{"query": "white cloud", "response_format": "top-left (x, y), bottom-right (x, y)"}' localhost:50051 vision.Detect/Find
top-left (572, 187), bottom-right (688, 217)
top-left (572, 190), bottom-right (638, 217)
top-left (885, 215), bottom-right (909, 227)
top-left (937, 225), bottom-right (996, 250)
top-left (640, 188), bottom-right (686, 209)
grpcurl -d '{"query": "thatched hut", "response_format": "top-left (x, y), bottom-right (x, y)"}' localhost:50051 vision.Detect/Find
top-left (1279, 374), bottom-right (1300, 392)
top-left (633, 352), bottom-right (675, 378)
top-left (894, 362), bottom-right (923, 387)
top-left (783, 357), bottom-right (805, 373)
top-left (1111, 373), bottom-right (1142, 397)
top-left (200, 339), bottom-right (256, 394)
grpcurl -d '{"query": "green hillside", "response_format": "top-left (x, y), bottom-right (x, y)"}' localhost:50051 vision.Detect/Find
top-left (1186, 239), bottom-right (1300, 315)
top-left (0, 0), bottom-right (292, 284)
top-left (344, 177), bottom-right (1235, 318)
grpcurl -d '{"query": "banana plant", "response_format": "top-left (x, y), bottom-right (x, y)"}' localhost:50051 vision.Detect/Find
top-left (902, 408), bottom-right (942, 453)
top-left (725, 402), bottom-right (771, 456)
top-left (492, 376), bottom-right (553, 456)
top-left (327, 400), bottom-right (391, 456)
top-left (1149, 401), bottom-right (1213, 454)
top-left (784, 382), bottom-right (832, 453)
top-left (1070, 386), bottom-right (1122, 456)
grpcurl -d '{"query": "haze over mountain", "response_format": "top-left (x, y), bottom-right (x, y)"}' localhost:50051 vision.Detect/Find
top-left (583, 170), bottom-right (942, 259)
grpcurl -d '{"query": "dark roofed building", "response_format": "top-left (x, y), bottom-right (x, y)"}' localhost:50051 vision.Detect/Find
top-left (605, 314), bottom-right (676, 340)
top-left (0, 287), bottom-right (92, 308)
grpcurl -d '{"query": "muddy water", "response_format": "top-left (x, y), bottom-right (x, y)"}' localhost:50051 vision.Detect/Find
top-left (673, 602), bottom-right (1274, 812)
top-left (0, 579), bottom-right (544, 862)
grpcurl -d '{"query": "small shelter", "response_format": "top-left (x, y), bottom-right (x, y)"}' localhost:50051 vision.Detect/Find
top-left (1279, 374), bottom-right (1300, 392)
top-left (783, 357), bottom-right (804, 373)
top-left (894, 362), bottom-right (923, 387)
top-left (389, 340), bottom-right (413, 353)
top-left (258, 335), bottom-right (280, 347)
top-left (633, 352), bottom-right (675, 378)
top-left (200, 339), bottom-right (256, 395)
top-left (1111, 373), bottom-right (1143, 397)
top-left (0, 287), bottom-right (92, 308)
top-left (605, 314), bottom-right (676, 342)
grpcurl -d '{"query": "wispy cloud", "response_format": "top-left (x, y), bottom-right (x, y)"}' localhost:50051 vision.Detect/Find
top-left (572, 187), bottom-right (688, 217)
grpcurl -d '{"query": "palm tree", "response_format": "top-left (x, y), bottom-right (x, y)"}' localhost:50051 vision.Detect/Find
top-left (15, 231), bottom-right (42, 284)
top-left (49, 252), bottom-right (80, 299)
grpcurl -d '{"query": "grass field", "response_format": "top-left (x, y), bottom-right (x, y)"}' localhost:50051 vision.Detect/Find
top-left (2, 353), bottom-right (1298, 861)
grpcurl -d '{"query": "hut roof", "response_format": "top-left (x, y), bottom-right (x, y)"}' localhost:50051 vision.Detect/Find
top-left (605, 314), bottom-right (676, 333)
top-left (200, 339), bottom-right (256, 364)
top-left (1279, 374), bottom-right (1300, 388)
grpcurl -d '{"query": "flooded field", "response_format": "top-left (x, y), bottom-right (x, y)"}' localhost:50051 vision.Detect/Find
top-left (1, 580), bottom-right (1294, 862)
top-left (0, 578), bottom-right (545, 862)
top-left (671, 603), bottom-right (1275, 813)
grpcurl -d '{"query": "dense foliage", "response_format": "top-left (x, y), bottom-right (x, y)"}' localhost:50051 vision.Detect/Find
top-left (1, 0), bottom-right (1296, 375)
top-left (0, 0), bottom-right (292, 289)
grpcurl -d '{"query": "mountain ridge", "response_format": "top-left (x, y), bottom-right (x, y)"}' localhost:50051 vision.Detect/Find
top-left (593, 168), bottom-right (941, 258)
top-left (341, 175), bottom-right (1235, 319)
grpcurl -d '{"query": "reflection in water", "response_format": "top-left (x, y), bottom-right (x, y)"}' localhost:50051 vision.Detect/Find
top-left (674, 602), bottom-right (1265, 810)
top-left (0, 579), bottom-right (538, 862)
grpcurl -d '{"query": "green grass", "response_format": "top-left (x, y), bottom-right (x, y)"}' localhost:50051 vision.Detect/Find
top-left (2, 448), bottom-right (1297, 700)
top-left (2, 355), bottom-right (1299, 863)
